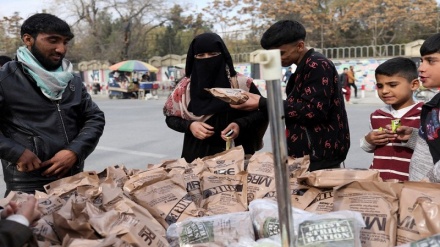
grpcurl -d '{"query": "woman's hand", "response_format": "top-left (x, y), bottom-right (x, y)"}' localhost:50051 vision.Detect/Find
top-left (190, 121), bottom-right (215, 140)
top-left (221, 122), bottom-right (239, 141)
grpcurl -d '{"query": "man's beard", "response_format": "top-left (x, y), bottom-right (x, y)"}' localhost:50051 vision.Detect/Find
top-left (31, 43), bottom-right (63, 71)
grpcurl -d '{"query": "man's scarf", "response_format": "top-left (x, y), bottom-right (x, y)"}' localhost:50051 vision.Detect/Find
top-left (16, 46), bottom-right (73, 100)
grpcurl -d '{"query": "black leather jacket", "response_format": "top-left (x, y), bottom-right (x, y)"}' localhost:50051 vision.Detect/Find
top-left (0, 61), bottom-right (105, 195)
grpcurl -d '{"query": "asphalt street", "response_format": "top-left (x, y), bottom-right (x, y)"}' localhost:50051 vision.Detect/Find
top-left (0, 89), bottom-right (384, 196)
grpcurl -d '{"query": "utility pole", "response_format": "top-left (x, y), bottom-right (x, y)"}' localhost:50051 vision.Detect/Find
top-left (373, 17), bottom-right (377, 57)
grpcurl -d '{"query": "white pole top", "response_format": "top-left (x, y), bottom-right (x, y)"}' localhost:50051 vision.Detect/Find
top-left (251, 49), bottom-right (282, 81)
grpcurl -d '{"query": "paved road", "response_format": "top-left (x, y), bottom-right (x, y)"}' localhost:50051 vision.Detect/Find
top-left (0, 90), bottom-right (384, 196)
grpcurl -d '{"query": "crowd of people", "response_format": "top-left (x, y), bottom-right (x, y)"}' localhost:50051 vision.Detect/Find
top-left (1, 12), bottom-right (440, 246)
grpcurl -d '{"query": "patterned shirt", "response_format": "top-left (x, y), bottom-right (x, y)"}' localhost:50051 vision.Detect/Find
top-left (420, 93), bottom-right (440, 163)
top-left (284, 49), bottom-right (350, 169)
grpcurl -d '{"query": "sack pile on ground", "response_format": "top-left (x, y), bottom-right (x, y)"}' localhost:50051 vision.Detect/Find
top-left (1, 146), bottom-right (440, 247)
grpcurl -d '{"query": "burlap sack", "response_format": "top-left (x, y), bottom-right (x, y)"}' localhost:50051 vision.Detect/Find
top-left (333, 181), bottom-right (403, 247)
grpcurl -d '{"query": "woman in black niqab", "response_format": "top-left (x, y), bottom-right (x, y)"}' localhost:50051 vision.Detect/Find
top-left (186, 33), bottom-right (236, 116)
top-left (164, 32), bottom-right (268, 163)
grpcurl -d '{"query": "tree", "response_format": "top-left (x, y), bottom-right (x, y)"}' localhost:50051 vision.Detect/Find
top-left (337, 0), bottom-right (438, 48)
top-left (153, 4), bottom-right (212, 57)
top-left (202, 0), bottom-right (439, 51)
top-left (0, 12), bottom-right (23, 56)
top-left (51, 0), bottom-right (172, 62)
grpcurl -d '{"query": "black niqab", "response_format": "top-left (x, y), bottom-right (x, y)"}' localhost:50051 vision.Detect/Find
top-left (186, 33), bottom-right (237, 116)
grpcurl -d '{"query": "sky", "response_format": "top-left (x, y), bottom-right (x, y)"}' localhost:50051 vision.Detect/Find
top-left (0, 0), bottom-right (50, 18)
top-left (0, 0), bottom-right (209, 19)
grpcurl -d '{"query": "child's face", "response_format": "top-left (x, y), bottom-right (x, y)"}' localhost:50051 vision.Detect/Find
top-left (419, 53), bottom-right (440, 88)
top-left (375, 74), bottom-right (419, 109)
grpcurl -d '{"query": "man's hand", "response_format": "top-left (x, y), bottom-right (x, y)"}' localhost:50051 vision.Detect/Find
top-left (16, 149), bottom-right (42, 172)
top-left (0, 201), bottom-right (18, 219)
top-left (189, 121), bottom-right (215, 140)
top-left (385, 125), bottom-right (415, 142)
top-left (16, 195), bottom-right (41, 226)
top-left (41, 150), bottom-right (77, 178)
top-left (230, 92), bottom-right (260, 111)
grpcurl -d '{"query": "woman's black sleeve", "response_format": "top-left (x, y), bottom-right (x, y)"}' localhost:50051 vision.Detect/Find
top-left (165, 116), bottom-right (193, 133)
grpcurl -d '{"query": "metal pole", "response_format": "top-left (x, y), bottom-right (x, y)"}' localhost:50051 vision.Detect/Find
top-left (252, 49), bottom-right (295, 246)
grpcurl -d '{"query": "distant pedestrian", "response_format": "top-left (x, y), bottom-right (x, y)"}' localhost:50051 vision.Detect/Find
top-left (347, 65), bottom-right (358, 98)
top-left (339, 67), bottom-right (351, 104)
top-left (283, 66), bottom-right (292, 83)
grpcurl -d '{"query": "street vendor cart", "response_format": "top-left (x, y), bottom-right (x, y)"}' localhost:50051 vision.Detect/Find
top-left (108, 77), bottom-right (137, 99)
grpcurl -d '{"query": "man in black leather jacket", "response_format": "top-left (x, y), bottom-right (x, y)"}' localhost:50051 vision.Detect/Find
top-left (0, 13), bottom-right (105, 196)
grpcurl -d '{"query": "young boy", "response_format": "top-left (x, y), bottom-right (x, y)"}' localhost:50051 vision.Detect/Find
top-left (394, 33), bottom-right (440, 182)
top-left (360, 57), bottom-right (422, 181)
